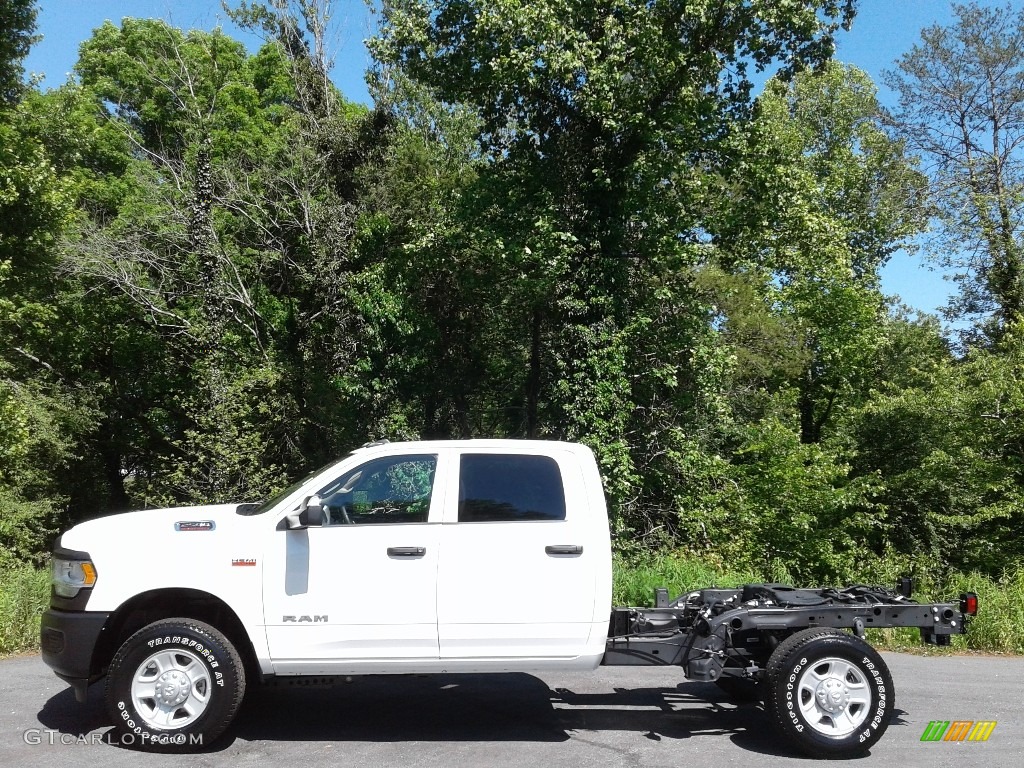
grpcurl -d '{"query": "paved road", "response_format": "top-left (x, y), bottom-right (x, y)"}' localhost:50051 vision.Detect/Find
top-left (1, 653), bottom-right (1019, 767)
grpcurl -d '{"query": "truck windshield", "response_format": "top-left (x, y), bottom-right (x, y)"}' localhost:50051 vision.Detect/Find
top-left (236, 456), bottom-right (352, 516)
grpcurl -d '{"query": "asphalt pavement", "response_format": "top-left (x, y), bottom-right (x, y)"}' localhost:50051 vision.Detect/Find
top-left (1, 652), bottom-right (1019, 767)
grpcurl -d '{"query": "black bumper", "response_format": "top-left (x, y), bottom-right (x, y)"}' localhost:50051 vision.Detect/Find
top-left (40, 609), bottom-right (110, 701)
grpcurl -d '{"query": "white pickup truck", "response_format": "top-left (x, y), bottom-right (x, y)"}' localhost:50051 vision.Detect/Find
top-left (41, 439), bottom-right (975, 758)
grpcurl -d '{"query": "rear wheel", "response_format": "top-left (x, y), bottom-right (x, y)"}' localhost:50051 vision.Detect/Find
top-left (105, 618), bottom-right (245, 751)
top-left (764, 628), bottom-right (893, 758)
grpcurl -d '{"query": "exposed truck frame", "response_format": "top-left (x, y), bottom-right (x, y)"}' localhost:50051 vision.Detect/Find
top-left (602, 582), bottom-right (976, 757)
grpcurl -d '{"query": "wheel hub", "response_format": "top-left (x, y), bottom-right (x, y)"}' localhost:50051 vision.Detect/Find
top-left (153, 670), bottom-right (192, 707)
top-left (814, 678), bottom-right (850, 714)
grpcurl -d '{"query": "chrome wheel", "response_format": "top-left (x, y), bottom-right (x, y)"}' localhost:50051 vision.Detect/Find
top-left (795, 656), bottom-right (871, 737)
top-left (766, 629), bottom-right (893, 757)
top-left (130, 649), bottom-right (211, 730)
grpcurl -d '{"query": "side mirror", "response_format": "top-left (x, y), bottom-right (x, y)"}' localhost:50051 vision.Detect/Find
top-left (304, 494), bottom-right (325, 526)
top-left (286, 495), bottom-right (324, 530)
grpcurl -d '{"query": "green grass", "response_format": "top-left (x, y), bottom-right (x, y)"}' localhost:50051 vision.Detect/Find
top-left (612, 552), bottom-right (760, 606)
top-left (0, 564), bottom-right (49, 655)
top-left (613, 552), bottom-right (1024, 655)
top-left (863, 566), bottom-right (1024, 655)
top-left (943, 566), bottom-right (1024, 653)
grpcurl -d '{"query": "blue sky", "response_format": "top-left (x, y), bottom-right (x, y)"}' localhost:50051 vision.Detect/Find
top-left (23, 0), bottom-right (1010, 321)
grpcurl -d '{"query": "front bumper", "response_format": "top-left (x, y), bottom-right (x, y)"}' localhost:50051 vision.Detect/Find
top-left (40, 609), bottom-right (110, 702)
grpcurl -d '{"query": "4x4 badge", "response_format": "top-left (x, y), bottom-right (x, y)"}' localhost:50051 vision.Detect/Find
top-left (231, 558), bottom-right (256, 567)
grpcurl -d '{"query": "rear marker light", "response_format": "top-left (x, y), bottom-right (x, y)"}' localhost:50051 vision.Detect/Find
top-left (960, 592), bottom-right (978, 616)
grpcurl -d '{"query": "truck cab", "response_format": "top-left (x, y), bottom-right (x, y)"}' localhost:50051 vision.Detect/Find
top-left (260, 440), bottom-right (612, 673)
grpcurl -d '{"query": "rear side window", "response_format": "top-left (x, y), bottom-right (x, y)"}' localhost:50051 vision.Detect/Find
top-left (458, 454), bottom-right (566, 522)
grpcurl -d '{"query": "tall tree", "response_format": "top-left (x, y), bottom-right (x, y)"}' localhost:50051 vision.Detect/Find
top-left (887, 1), bottom-right (1024, 340)
top-left (0, 0), bottom-right (37, 105)
top-left (372, 0), bottom-right (858, 515)
top-left (63, 14), bottom-right (416, 508)
top-left (678, 64), bottom-right (926, 578)
top-left (0, 0), bottom-right (90, 563)
top-left (64, 20), bottom-right (305, 505)
top-left (712, 63), bottom-right (926, 444)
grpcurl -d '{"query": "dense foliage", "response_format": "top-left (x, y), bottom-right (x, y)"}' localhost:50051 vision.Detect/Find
top-left (1, 0), bottom-right (1021, 589)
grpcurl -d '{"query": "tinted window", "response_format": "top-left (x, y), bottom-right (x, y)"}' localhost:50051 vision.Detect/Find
top-left (458, 454), bottom-right (566, 522)
top-left (318, 455), bottom-right (436, 525)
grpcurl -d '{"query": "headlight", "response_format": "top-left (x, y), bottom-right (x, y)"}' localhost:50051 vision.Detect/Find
top-left (51, 557), bottom-right (97, 598)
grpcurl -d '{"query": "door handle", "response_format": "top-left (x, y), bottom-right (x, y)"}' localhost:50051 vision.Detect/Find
top-left (387, 547), bottom-right (427, 557)
top-left (545, 545), bottom-right (583, 556)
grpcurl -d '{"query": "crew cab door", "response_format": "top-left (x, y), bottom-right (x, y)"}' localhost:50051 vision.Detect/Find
top-left (436, 449), bottom-right (603, 660)
top-left (262, 452), bottom-right (446, 673)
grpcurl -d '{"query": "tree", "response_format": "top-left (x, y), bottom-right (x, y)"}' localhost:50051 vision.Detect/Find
top-left (226, 0), bottom-right (340, 122)
top-left (372, 0), bottom-right (858, 519)
top-left (711, 63), bottom-right (926, 444)
top-left (887, 2), bottom-right (1024, 340)
top-left (660, 64), bottom-right (927, 577)
top-left (61, 20), bottom-right (307, 505)
top-left (844, 317), bottom-right (1024, 573)
top-left (0, 0), bottom-right (37, 105)
top-left (61, 14), bottom-right (418, 508)
top-left (0, 1), bottom-right (93, 563)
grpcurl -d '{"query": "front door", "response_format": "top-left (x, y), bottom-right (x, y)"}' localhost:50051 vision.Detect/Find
top-left (262, 452), bottom-right (445, 673)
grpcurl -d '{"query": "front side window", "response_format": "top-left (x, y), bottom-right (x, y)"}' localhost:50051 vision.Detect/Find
top-left (318, 455), bottom-right (436, 525)
top-left (458, 454), bottom-right (566, 522)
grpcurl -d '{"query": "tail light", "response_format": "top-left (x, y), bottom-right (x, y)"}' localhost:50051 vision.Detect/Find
top-left (959, 592), bottom-right (978, 616)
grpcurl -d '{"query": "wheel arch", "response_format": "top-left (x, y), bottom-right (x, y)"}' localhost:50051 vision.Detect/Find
top-left (94, 589), bottom-right (261, 684)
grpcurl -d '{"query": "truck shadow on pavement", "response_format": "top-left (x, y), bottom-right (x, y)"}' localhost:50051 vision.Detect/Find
top-left (37, 673), bottom-right (909, 758)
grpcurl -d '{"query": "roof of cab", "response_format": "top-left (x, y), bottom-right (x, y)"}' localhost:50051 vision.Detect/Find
top-left (350, 438), bottom-right (592, 455)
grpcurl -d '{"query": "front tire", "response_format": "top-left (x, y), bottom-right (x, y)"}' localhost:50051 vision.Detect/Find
top-left (105, 618), bottom-right (245, 751)
top-left (764, 628), bottom-right (893, 758)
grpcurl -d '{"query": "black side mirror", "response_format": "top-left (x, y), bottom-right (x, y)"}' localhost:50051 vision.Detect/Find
top-left (304, 495), bottom-right (325, 526)
top-left (286, 495), bottom-right (324, 530)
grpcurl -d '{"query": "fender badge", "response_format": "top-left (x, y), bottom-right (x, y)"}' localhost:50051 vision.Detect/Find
top-left (232, 558), bottom-right (257, 567)
top-left (175, 521), bottom-right (215, 532)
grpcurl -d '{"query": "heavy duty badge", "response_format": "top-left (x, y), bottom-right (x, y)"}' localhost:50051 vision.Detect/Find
top-left (174, 521), bottom-right (215, 532)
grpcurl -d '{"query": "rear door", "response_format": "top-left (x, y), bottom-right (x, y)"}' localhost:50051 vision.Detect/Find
top-left (436, 448), bottom-right (600, 660)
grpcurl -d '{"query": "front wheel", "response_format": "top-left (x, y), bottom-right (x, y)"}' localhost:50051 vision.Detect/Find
top-left (764, 628), bottom-right (894, 758)
top-left (105, 618), bottom-right (245, 751)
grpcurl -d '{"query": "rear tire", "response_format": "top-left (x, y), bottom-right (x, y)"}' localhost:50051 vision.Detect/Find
top-left (105, 618), bottom-right (245, 751)
top-left (764, 628), bottom-right (893, 758)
